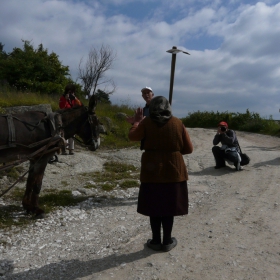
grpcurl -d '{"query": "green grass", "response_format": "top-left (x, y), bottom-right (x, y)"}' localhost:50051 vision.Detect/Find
top-left (83, 183), bottom-right (98, 189)
top-left (0, 190), bottom-right (89, 229)
top-left (96, 103), bottom-right (138, 149)
top-left (0, 161), bottom-right (140, 228)
top-left (80, 161), bottom-right (140, 192)
top-left (103, 161), bottom-right (138, 173)
top-left (1, 87), bottom-right (280, 143)
top-left (0, 205), bottom-right (29, 229)
top-left (119, 179), bottom-right (139, 189)
top-left (101, 183), bottom-right (115, 192)
top-left (0, 188), bottom-right (89, 228)
top-left (0, 87), bottom-right (139, 149)
top-left (80, 161), bottom-right (139, 183)
top-left (0, 165), bottom-right (25, 180)
top-left (0, 90), bottom-right (60, 112)
top-left (39, 190), bottom-right (86, 213)
top-left (6, 187), bottom-right (23, 200)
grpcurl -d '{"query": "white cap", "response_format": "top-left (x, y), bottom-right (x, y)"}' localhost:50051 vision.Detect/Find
top-left (141, 87), bottom-right (153, 92)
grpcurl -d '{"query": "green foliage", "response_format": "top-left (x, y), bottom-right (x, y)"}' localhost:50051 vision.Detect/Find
top-left (96, 89), bottom-right (111, 103)
top-left (0, 40), bottom-right (78, 94)
top-left (182, 109), bottom-right (280, 135)
top-left (96, 102), bottom-right (138, 148)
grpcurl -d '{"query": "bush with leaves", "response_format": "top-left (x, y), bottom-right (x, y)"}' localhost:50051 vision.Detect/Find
top-left (0, 40), bottom-right (80, 94)
top-left (182, 109), bottom-right (280, 135)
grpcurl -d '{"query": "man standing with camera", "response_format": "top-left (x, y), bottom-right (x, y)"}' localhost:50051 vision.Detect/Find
top-left (212, 121), bottom-right (241, 170)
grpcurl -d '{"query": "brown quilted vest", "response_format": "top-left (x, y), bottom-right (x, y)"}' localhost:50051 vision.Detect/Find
top-left (140, 117), bottom-right (188, 183)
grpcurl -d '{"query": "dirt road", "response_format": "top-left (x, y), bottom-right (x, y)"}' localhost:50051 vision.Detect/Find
top-left (0, 128), bottom-right (280, 279)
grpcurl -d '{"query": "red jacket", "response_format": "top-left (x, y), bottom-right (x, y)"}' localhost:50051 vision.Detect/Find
top-left (59, 96), bottom-right (82, 109)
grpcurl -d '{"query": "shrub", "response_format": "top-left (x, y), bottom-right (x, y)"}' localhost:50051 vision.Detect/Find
top-left (182, 109), bottom-right (280, 135)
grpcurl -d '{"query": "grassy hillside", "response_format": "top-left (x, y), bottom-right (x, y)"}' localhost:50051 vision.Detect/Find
top-left (1, 88), bottom-right (279, 150)
top-left (0, 88), bottom-right (138, 149)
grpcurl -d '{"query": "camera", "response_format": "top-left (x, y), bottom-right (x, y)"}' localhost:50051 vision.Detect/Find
top-left (69, 92), bottom-right (75, 100)
top-left (220, 126), bottom-right (226, 132)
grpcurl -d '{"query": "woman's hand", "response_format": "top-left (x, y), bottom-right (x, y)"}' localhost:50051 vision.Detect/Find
top-left (134, 108), bottom-right (144, 123)
top-left (126, 115), bottom-right (135, 124)
top-left (126, 108), bottom-right (145, 124)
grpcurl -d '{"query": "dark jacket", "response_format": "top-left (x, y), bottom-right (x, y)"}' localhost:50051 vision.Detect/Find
top-left (213, 129), bottom-right (239, 148)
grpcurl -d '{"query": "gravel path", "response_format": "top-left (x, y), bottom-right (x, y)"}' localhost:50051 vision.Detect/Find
top-left (1, 128), bottom-right (280, 280)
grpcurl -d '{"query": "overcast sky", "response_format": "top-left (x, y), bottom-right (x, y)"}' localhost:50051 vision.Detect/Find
top-left (1, 0), bottom-right (280, 119)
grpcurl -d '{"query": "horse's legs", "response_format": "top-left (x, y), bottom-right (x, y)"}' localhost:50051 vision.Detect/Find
top-left (22, 156), bottom-right (49, 218)
top-left (30, 193), bottom-right (44, 218)
top-left (22, 160), bottom-right (34, 213)
top-left (22, 191), bottom-right (32, 214)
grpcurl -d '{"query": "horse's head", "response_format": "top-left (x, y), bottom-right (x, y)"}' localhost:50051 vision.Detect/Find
top-left (63, 95), bottom-right (100, 151)
top-left (60, 95), bottom-right (100, 151)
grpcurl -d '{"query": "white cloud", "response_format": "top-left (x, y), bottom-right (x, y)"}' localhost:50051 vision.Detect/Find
top-left (1, 0), bottom-right (280, 119)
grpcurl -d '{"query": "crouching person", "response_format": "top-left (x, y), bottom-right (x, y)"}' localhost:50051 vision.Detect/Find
top-left (212, 121), bottom-right (241, 171)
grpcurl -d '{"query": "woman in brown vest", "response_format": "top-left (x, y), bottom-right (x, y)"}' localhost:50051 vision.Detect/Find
top-left (128, 96), bottom-right (193, 252)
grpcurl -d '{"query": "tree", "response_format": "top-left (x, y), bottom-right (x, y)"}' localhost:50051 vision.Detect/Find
top-left (0, 43), bottom-right (8, 85)
top-left (95, 89), bottom-right (111, 104)
top-left (78, 44), bottom-right (116, 98)
top-left (0, 40), bottom-right (75, 93)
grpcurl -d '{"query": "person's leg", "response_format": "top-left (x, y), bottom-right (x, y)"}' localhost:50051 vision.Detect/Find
top-left (61, 139), bottom-right (68, 155)
top-left (147, 216), bottom-right (162, 251)
top-left (68, 138), bottom-right (75, 154)
top-left (225, 151), bottom-right (241, 170)
top-left (149, 216), bottom-right (162, 244)
top-left (161, 216), bottom-right (177, 252)
top-left (161, 216), bottom-right (174, 245)
top-left (212, 146), bottom-right (226, 168)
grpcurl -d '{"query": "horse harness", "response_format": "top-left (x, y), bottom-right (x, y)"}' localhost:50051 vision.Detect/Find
top-left (0, 113), bottom-right (67, 172)
top-left (0, 113), bottom-right (66, 197)
top-left (0, 109), bottom-right (99, 157)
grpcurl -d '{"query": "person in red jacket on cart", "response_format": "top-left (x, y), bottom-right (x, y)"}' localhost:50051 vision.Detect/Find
top-left (59, 84), bottom-right (82, 155)
top-left (59, 84), bottom-right (82, 109)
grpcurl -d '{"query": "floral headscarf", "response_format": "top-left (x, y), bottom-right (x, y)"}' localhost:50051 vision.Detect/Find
top-left (149, 96), bottom-right (172, 125)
